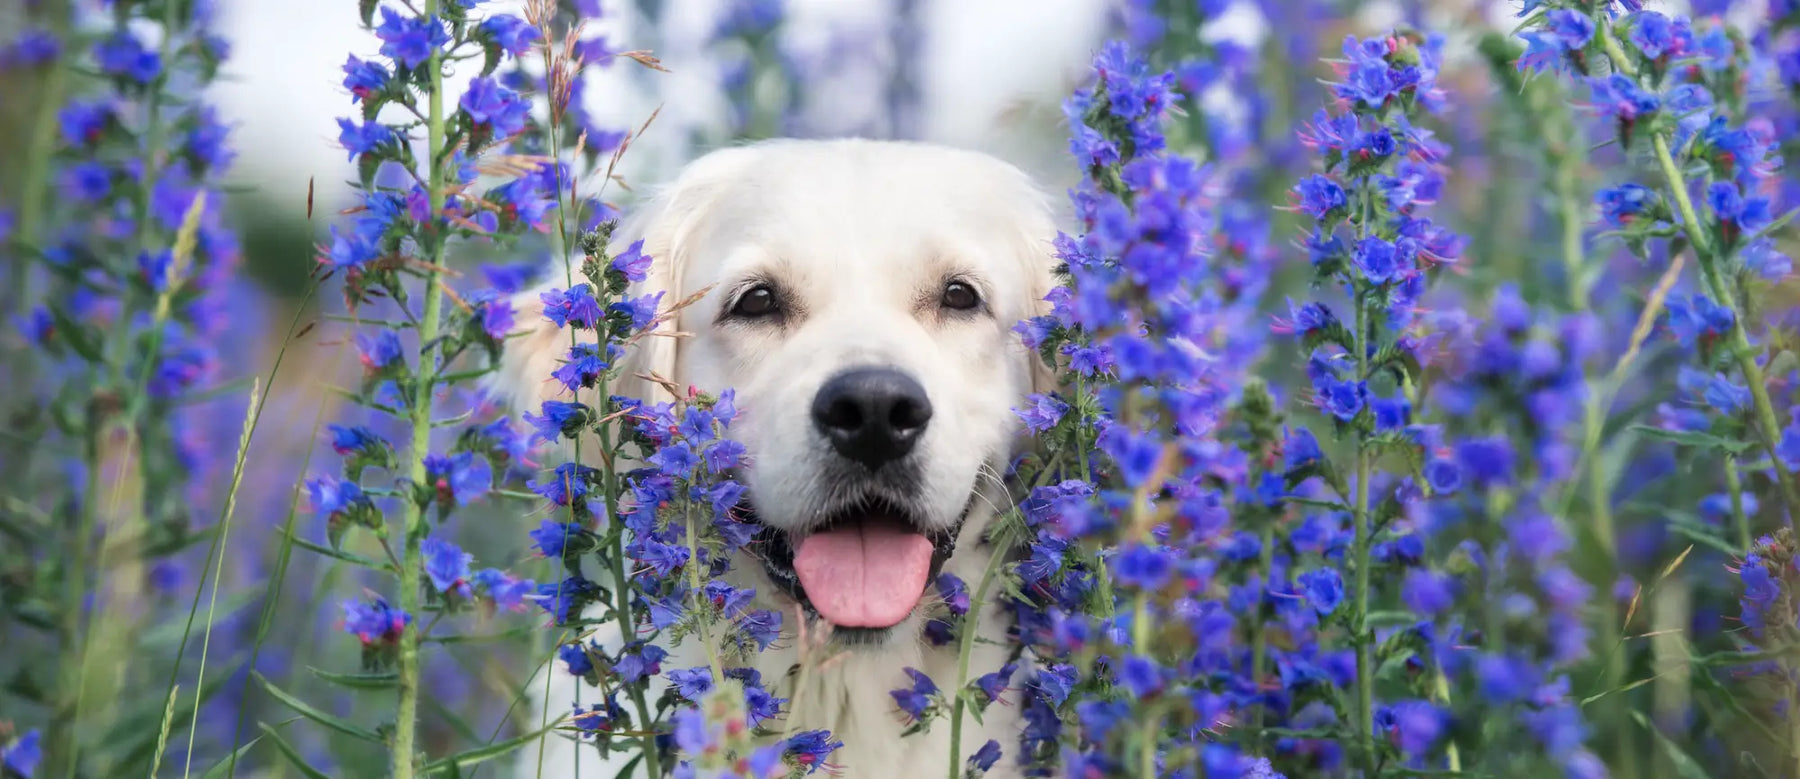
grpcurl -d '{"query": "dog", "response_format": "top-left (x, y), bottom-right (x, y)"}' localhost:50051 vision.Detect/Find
top-left (496, 138), bottom-right (1062, 779)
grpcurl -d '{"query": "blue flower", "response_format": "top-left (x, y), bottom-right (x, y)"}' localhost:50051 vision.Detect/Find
top-left (342, 596), bottom-right (411, 644)
top-left (558, 642), bottom-right (594, 676)
top-left (667, 666), bottom-right (713, 701)
top-left (1, 730), bottom-right (40, 778)
top-left (1015, 393), bottom-right (1069, 433)
top-left (472, 568), bottom-right (533, 610)
top-left (375, 8), bottom-right (450, 69)
top-left (782, 729), bottom-right (844, 774)
top-left (59, 162), bottom-right (112, 203)
top-left (1586, 73), bottom-right (1659, 120)
top-left (615, 642), bottom-right (668, 682)
top-left (936, 573), bottom-right (970, 616)
top-left (611, 292), bottom-right (664, 332)
top-left (59, 100), bottom-right (113, 147)
top-left (308, 476), bottom-right (372, 522)
top-left (1283, 427), bottom-right (1323, 471)
top-left (529, 462), bottom-right (599, 506)
top-left (1317, 377), bottom-right (1368, 421)
top-left (550, 342), bottom-right (608, 391)
top-left (1402, 569), bottom-right (1454, 614)
top-left (1664, 294), bottom-right (1734, 348)
top-left (1627, 11), bottom-right (1674, 58)
top-left (421, 537), bottom-right (473, 596)
top-left (890, 667), bottom-right (938, 722)
top-left (524, 400), bottom-right (591, 445)
top-left (460, 76), bottom-right (531, 138)
top-left (1352, 236), bottom-right (1402, 284)
top-left (95, 31), bottom-right (161, 83)
top-left (605, 239), bottom-right (652, 281)
top-left (336, 118), bottom-right (397, 161)
top-left (342, 54), bottom-right (391, 102)
top-left (479, 14), bottom-right (542, 55)
top-left (968, 740), bottom-right (1002, 772)
top-left (422, 451), bottom-right (493, 506)
top-left (1299, 568), bottom-right (1344, 614)
top-left (1112, 543), bottom-right (1173, 590)
top-left (531, 576), bottom-right (600, 622)
top-left (1119, 654), bottom-right (1163, 697)
top-left (1294, 174), bottom-right (1347, 220)
top-left (539, 284), bottom-right (603, 329)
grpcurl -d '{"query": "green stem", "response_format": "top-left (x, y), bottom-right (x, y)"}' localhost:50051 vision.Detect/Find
top-left (1350, 191), bottom-right (1377, 776)
top-left (1596, 25), bottom-right (1800, 524)
top-left (1725, 458), bottom-right (1751, 552)
top-left (946, 524), bottom-right (1016, 778)
top-left (1248, 518), bottom-right (1276, 746)
top-left (393, 5), bottom-right (448, 774)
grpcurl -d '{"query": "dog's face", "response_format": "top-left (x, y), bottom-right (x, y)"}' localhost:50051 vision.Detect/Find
top-left (506, 139), bottom-right (1058, 644)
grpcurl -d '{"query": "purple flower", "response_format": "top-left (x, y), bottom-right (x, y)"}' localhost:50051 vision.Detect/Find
top-left (342, 596), bottom-right (411, 644)
top-left (1402, 569), bottom-right (1455, 614)
top-left (1015, 393), bottom-right (1069, 433)
top-left (460, 76), bottom-right (531, 138)
top-left (611, 239), bottom-right (652, 281)
top-left (479, 14), bottom-right (542, 55)
top-left (375, 8), bottom-right (450, 69)
top-left (342, 55), bottom-right (391, 102)
top-left (1352, 236), bottom-right (1402, 284)
top-left (59, 100), bottom-right (113, 147)
top-left (1112, 543), bottom-right (1173, 589)
top-left (968, 740), bottom-right (1002, 772)
top-left (1317, 377), bottom-right (1368, 421)
top-left (1628, 11), bottom-right (1674, 58)
top-left (1294, 174), bottom-right (1347, 220)
top-left (1299, 568), bottom-right (1344, 614)
top-left (782, 730), bottom-right (843, 774)
top-left (472, 568), bottom-right (532, 610)
top-left (95, 31), bottom-right (161, 83)
top-left (539, 284), bottom-right (603, 330)
top-left (550, 342), bottom-right (608, 391)
top-left (611, 292), bottom-right (664, 332)
top-left (667, 666), bottom-right (713, 701)
top-left (890, 667), bottom-right (938, 722)
top-left (2, 730), bottom-right (41, 779)
top-left (1664, 294), bottom-right (1734, 348)
top-left (336, 118), bottom-right (397, 161)
top-left (1586, 73), bottom-right (1659, 120)
top-left (1284, 427), bottom-right (1323, 471)
top-left (422, 451), bottom-right (492, 506)
top-left (936, 573), bottom-right (970, 616)
top-left (421, 537), bottom-right (473, 595)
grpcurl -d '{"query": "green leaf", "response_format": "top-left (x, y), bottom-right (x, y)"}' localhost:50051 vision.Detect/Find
top-left (255, 672), bottom-right (386, 743)
top-left (1632, 711), bottom-right (1714, 779)
top-left (308, 666), bottom-right (400, 690)
top-left (1630, 424), bottom-right (1755, 455)
top-left (258, 722), bottom-right (333, 779)
top-left (48, 306), bottom-right (103, 362)
top-left (421, 722), bottom-right (559, 773)
top-left (198, 734), bottom-right (265, 779)
top-left (290, 534), bottom-right (394, 571)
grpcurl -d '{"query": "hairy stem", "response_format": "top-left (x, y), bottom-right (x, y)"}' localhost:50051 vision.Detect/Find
top-left (392, 4), bottom-right (449, 774)
top-left (947, 523), bottom-right (1016, 778)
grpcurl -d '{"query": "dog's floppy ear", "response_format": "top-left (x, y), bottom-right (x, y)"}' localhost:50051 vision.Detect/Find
top-left (490, 144), bottom-right (766, 428)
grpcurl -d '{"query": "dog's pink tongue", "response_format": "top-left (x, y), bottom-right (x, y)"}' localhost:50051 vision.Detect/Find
top-left (792, 518), bottom-right (934, 628)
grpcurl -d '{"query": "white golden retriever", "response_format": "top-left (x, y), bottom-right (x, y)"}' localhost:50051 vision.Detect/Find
top-left (497, 138), bottom-right (1060, 779)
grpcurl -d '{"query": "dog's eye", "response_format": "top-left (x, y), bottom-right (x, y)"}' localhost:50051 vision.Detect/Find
top-left (941, 281), bottom-right (980, 311)
top-left (730, 285), bottom-right (780, 318)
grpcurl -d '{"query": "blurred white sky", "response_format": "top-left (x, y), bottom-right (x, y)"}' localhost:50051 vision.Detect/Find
top-left (209, 0), bottom-right (1128, 216)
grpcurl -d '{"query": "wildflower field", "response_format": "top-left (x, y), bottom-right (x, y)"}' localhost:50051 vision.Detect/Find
top-left (3, 0), bottom-right (1800, 777)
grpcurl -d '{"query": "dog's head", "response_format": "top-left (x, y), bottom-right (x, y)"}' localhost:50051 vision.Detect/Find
top-left (502, 138), bottom-right (1059, 644)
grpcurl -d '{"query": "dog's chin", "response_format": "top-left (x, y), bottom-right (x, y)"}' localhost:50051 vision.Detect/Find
top-left (740, 490), bottom-right (966, 646)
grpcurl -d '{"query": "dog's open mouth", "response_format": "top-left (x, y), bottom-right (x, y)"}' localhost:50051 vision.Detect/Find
top-left (747, 497), bottom-right (955, 631)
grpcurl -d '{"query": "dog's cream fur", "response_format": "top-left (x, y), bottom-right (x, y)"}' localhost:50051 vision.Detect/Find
top-left (497, 139), bottom-right (1060, 779)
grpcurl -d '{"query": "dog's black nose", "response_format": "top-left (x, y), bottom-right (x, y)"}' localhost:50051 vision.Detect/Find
top-left (811, 367), bottom-right (932, 469)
